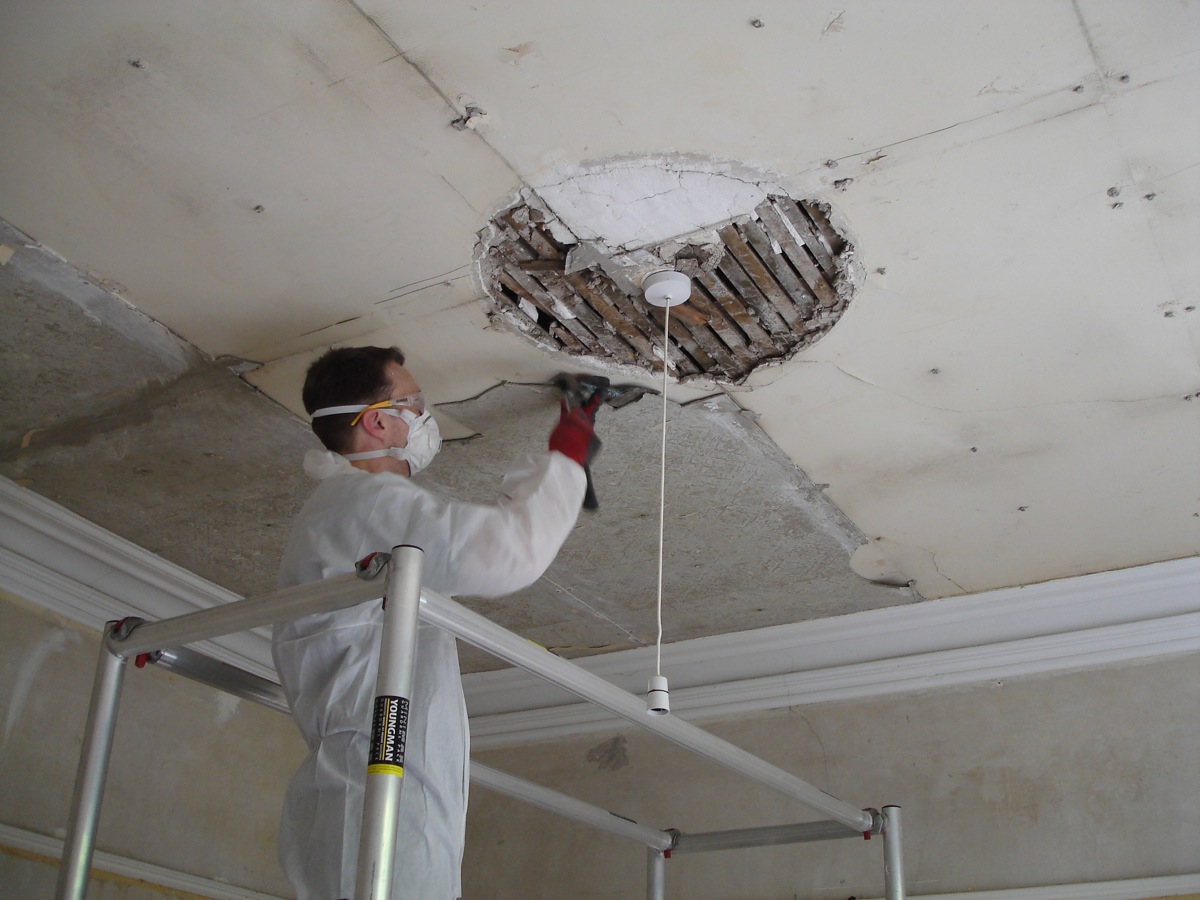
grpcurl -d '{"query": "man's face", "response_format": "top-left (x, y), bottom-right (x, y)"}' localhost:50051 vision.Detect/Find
top-left (378, 361), bottom-right (423, 475)
top-left (384, 362), bottom-right (422, 409)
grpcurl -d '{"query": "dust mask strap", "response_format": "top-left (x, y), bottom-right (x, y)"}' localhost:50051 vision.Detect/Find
top-left (342, 410), bottom-right (441, 474)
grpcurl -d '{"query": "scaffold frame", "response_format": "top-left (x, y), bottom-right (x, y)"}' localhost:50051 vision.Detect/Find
top-left (56, 546), bottom-right (905, 900)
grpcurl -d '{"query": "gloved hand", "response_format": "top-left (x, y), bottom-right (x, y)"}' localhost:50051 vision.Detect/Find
top-left (549, 374), bottom-right (607, 510)
top-left (548, 395), bottom-right (601, 467)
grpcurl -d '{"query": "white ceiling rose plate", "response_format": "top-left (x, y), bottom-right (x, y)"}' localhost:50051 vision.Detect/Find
top-left (642, 270), bottom-right (692, 308)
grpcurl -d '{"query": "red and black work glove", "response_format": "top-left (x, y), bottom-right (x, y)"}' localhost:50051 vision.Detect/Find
top-left (548, 390), bottom-right (604, 509)
top-left (548, 395), bottom-right (601, 466)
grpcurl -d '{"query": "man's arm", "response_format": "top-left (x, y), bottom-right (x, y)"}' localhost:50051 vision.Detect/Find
top-left (454, 450), bottom-right (586, 597)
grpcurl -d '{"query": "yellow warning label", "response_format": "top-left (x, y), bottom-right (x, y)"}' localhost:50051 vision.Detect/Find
top-left (367, 763), bottom-right (405, 777)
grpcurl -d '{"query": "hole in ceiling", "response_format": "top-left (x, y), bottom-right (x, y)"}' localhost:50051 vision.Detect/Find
top-left (477, 193), bottom-right (857, 383)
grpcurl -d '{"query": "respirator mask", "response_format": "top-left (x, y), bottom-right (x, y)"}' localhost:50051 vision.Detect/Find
top-left (310, 396), bottom-right (442, 474)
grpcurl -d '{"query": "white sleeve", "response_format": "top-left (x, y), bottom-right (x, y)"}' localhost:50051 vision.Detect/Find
top-left (366, 451), bottom-right (586, 600)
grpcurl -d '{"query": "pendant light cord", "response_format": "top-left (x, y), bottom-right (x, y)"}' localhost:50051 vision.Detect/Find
top-left (655, 303), bottom-right (671, 677)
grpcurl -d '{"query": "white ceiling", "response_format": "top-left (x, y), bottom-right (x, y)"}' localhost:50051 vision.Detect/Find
top-left (1, 1), bottom-right (1197, 628)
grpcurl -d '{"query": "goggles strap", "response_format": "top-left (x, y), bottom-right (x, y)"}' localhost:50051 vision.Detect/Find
top-left (309, 404), bottom-right (368, 418)
top-left (310, 395), bottom-right (424, 427)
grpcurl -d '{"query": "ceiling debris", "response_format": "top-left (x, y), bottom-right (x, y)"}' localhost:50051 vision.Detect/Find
top-left (451, 105), bottom-right (487, 131)
top-left (477, 194), bottom-right (857, 384)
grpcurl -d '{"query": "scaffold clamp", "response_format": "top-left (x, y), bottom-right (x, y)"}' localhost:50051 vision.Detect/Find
top-left (355, 551), bottom-right (391, 580)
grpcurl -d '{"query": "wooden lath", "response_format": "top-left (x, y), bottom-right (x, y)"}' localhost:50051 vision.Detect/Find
top-left (483, 195), bottom-right (852, 383)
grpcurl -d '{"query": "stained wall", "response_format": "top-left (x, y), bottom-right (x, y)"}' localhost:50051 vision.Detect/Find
top-left (4, 586), bottom-right (1197, 898)
top-left (466, 653), bottom-right (1200, 899)
top-left (0, 594), bottom-right (303, 897)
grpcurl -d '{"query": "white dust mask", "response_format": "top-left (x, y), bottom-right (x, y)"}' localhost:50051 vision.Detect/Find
top-left (342, 409), bottom-right (441, 474)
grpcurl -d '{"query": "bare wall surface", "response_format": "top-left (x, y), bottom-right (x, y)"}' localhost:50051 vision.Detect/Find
top-left (466, 654), bottom-right (1200, 899)
top-left (0, 595), bottom-right (303, 896)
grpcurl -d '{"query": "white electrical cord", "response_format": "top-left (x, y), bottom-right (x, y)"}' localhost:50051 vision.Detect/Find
top-left (641, 269), bottom-right (686, 716)
top-left (655, 302), bottom-right (671, 677)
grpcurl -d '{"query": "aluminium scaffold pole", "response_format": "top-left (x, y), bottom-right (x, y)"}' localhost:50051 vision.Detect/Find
top-left (883, 805), bottom-right (906, 900)
top-left (670, 818), bottom-right (867, 853)
top-left (102, 570), bottom-right (383, 658)
top-left (647, 849), bottom-right (666, 900)
top-left (355, 546), bottom-right (424, 900)
top-left (470, 762), bottom-right (671, 850)
top-left (417, 589), bottom-right (875, 834)
top-left (55, 621), bottom-right (130, 900)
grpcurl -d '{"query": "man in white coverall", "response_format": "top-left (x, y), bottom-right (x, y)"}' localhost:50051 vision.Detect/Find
top-left (273, 345), bottom-right (595, 900)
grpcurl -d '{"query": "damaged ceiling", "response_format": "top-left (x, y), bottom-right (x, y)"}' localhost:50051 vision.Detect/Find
top-left (1, 1), bottom-right (1198, 673)
top-left (479, 192), bottom-right (854, 382)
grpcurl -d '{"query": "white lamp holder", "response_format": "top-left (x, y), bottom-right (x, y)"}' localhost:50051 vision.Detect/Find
top-left (646, 674), bottom-right (671, 716)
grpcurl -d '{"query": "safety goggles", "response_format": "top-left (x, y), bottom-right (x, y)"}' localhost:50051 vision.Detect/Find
top-left (309, 393), bottom-right (426, 427)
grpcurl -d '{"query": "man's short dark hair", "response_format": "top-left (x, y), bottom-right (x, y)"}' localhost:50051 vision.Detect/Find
top-left (303, 346), bottom-right (406, 452)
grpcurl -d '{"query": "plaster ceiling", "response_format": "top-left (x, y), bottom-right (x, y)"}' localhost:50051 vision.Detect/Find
top-left (1, 2), bottom-right (1198, 670)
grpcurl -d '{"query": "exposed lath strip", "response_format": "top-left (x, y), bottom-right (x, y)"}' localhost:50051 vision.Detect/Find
top-left (481, 196), bottom-right (855, 383)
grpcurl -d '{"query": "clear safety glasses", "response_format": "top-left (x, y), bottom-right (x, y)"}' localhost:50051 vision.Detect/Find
top-left (309, 393), bottom-right (426, 426)
top-left (347, 394), bottom-right (425, 427)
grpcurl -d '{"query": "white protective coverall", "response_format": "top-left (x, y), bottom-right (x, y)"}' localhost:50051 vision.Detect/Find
top-left (274, 448), bottom-right (585, 900)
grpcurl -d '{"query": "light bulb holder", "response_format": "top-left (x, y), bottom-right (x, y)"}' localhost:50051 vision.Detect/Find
top-left (646, 674), bottom-right (671, 716)
top-left (642, 270), bottom-right (691, 308)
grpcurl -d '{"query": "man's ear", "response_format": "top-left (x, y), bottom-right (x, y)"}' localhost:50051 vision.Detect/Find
top-left (359, 408), bottom-right (390, 439)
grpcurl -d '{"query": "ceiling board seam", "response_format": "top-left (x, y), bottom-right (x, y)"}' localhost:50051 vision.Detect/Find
top-left (345, 2), bottom-right (526, 185)
top-left (1070, 0), bottom-right (1111, 88)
